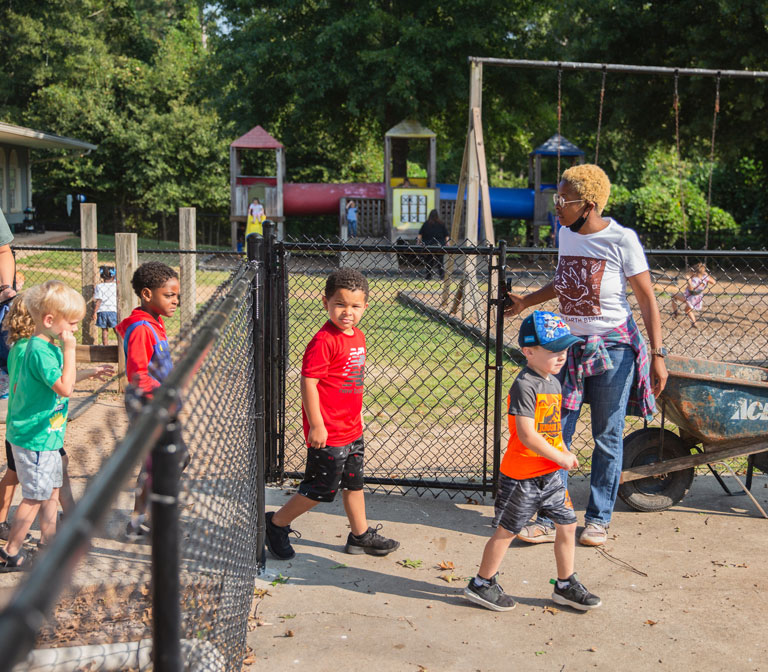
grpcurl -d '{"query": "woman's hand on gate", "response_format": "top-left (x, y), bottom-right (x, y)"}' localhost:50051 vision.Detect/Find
top-left (504, 292), bottom-right (526, 316)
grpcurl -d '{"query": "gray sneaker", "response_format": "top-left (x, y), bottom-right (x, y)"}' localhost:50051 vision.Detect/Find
top-left (464, 575), bottom-right (517, 612)
top-left (551, 574), bottom-right (602, 611)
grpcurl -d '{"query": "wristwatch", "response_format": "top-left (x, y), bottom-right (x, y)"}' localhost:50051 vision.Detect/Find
top-left (649, 347), bottom-right (667, 357)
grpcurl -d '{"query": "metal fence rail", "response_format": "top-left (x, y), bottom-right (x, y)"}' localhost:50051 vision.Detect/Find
top-left (0, 262), bottom-right (264, 671)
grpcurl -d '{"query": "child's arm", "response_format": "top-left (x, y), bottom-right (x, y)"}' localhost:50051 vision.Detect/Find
top-left (76, 364), bottom-right (115, 382)
top-left (301, 376), bottom-right (327, 448)
top-left (92, 297), bottom-right (102, 320)
top-left (51, 330), bottom-right (78, 398)
top-left (516, 416), bottom-right (579, 470)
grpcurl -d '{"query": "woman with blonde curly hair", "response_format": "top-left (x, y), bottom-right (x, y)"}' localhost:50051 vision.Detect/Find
top-left (506, 164), bottom-right (667, 547)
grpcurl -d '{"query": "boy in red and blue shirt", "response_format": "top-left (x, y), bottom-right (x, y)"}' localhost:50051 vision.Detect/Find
top-left (116, 262), bottom-right (180, 540)
top-left (265, 269), bottom-right (399, 560)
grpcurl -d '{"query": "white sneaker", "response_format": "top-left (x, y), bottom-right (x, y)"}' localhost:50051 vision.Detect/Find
top-left (579, 523), bottom-right (608, 546)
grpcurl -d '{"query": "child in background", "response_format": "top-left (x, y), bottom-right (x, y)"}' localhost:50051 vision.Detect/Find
top-left (464, 311), bottom-right (601, 612)
top-left (246, 197), bottom-right (266, 240)
top-left (93, 265), bottom-right (118, 345)
top-left (116, 262), bottom-right (181, 540)
top-left (1, 283), bottom-right (83, 569)
top-left (265, 269), bottom-right (399, 560)
top-left (345, 200), bottom-right (358, 238)
top-left (672, 262), bottom-right (716, 328)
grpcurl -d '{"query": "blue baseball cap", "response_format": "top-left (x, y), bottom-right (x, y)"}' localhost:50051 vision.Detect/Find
top-left (518, 310), bottom-right (584, 352)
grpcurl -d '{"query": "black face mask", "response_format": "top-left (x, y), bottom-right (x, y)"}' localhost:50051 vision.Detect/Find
top-left (569, 206), bottom-right (590, 233)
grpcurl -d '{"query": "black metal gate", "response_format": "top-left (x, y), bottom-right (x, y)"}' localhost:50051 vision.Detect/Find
top-left (257, 225), bottom-right (508, 498)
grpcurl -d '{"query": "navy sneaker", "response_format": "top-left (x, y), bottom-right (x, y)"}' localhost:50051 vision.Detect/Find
top-left (551, 574), bottom-right (602, 610)
top-left (464, 574), bottom-right (517, 612)
top-left (344, 524), bottom-right (399, 556)
top-left (265, 511), bottom-right (300, 560)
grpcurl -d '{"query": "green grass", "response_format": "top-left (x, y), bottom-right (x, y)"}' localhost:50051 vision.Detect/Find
top-left (52, 234), bottom-right (231, 252)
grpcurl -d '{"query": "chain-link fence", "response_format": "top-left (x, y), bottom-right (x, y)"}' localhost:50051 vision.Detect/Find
top-left (0, 262), bottom-right (264, 671)
top-left (12, 245), bottom-right (242, 343)
top-left (275, 237), bottom-right (768, 489)
top-left (276, 236), bottom-right (507, 498)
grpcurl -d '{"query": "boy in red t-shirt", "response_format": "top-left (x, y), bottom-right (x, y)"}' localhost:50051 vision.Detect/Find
top-left (265, 269), bottom-right (399, 560)
top-left (464, 311), bottom-right (601, 612)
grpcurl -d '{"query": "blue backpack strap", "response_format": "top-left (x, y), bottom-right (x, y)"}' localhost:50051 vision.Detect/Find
top-left (122, 320), bottom-right (160, 356)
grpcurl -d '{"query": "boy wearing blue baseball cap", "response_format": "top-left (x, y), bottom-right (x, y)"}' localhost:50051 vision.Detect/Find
top-left (464, 310), bottom-right (602, 612)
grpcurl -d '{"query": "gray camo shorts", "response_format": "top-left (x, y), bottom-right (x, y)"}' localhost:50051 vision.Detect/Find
top-left (493, 471), bottom-right (577, 534)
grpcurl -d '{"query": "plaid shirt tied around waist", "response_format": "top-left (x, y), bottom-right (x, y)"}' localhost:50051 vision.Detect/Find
top-left (561, 316), bottom-right (656, 421)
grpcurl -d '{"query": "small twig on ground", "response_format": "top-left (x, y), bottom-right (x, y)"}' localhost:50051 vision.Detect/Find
top-left (593, 547), bottom-right (648, 577)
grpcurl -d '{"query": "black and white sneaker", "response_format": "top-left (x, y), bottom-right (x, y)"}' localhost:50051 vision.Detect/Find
top-left (464, 574), bottom-right (517, 612)
top-left (265, 511), bottom-right (300, 560)
top-left (551, 574), bottom-right (602, 610)
top-left (344, 524), bottom-right (399, 556)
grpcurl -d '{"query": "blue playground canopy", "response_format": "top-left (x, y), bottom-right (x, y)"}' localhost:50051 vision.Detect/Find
top-left (530, 134), bottom-right (584, 158)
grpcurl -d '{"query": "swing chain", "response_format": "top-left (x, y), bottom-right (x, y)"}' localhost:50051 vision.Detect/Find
top-left (674, 70), bottom-right (688, 250)
top-left (556, 64), bottom-right (562, 181)
top-left (705, 73), bottom-right (721, 250)
top-left (595, 65), bottom-right (607, 165)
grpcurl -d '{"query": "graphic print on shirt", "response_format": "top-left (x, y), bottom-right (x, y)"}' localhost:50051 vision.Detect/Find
top-left (554, 255), bottom-right (607, 317)
top-left (534, 393), bottom-right (563, 448)
top-left (340, 346), bottom-right (366, 394)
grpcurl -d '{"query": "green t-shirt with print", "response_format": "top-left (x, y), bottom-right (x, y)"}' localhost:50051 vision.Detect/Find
top-left (6, 337), bottom-right (29, 414)
top-left (7, 336), bottom-right (69, 451)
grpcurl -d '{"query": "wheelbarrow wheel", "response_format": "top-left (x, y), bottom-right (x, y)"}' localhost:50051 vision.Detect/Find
top-left (618, 428), bottom-right (694, 512)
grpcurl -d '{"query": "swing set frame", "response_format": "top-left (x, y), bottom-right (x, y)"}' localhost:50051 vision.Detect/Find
top-left (445, 57), bottom-right (768, 320)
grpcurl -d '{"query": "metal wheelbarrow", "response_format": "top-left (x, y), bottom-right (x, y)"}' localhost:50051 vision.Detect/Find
top-left (618, 354), bottom-right (768, 516)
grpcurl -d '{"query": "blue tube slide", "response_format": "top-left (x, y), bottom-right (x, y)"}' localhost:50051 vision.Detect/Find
top-left (437, 183), bottom-right (535, 219)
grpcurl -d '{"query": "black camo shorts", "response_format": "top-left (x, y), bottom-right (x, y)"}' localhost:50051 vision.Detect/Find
top-left (298, 436), bottom-right (365, 502)
top-left (493, 471), bottom-right (577, 534)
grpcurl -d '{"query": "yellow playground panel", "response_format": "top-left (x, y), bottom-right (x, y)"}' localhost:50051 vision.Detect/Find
top-left (392, 187), bottom-right (435, 237)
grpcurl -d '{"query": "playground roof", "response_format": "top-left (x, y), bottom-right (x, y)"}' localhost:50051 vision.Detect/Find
top-left (530, 134), bottom-right (584, 157)
top-left (385, 119), bottom-right (436, 138)
top-left (231, 125), bottom-right (283, 150)
top-left (0, 121), bottom-right (97, 151)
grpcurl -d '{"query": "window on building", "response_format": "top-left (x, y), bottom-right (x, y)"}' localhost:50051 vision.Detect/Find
top-left (8, 150), bottom-right (22, 212)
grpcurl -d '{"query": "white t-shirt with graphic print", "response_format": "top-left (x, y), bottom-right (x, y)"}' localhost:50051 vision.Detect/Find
top-left (554, 218), bottom-right (648, 336)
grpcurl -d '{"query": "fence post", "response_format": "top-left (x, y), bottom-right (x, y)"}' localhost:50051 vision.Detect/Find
top-left (492, 241), bottom-right (507, 497)
top-left (179, 207), bottom-right (197, 328)
top-left (80, 203), bottom-right (98, 345)
top-left (262, 221), bottom-right (279, 481)
top-left (116, 233), bottom-right (139, 392)
top-left (151, 417), bottom-right (183, 672)
top-left (247, 235), bottom-right (267, 571)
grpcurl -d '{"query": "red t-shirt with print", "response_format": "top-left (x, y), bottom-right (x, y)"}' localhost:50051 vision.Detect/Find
top-left (301, 321), bottom-right (366, 447)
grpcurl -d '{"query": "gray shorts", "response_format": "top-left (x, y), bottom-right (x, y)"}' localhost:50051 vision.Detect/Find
top-left (11, 444), bottom-right (63, 501)
top-left (493, 471), bottom-right (577, 534)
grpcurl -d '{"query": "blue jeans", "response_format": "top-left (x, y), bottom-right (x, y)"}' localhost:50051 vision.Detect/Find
top-left (536, 343), bottom-right (636, 528)
top-left (347, 220), bottom-right (357, 237)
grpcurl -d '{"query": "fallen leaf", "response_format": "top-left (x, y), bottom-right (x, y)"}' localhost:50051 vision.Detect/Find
top-left (279, 613), bottom-right (296, 620)
top-left (644, 620), bottom-right (658, 626)
top-left (254, 588), bottom-right (271, 598)
top-left (542, 606), bottom-right (561, 615)
top-left (330, 563), bottom-right (348, 569)
top-left (437, 560), bottom-right (455, 571)
top-left (270, 574), bottom-right (289, 586)
top-left (285, 630), bottom-right (295, 637)
top-left (439, 574), bottom-right (459, 583)
top-left (398, 558), bottom-right (423, 569)
top-left (588, 647), bottom-right (597, 652)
